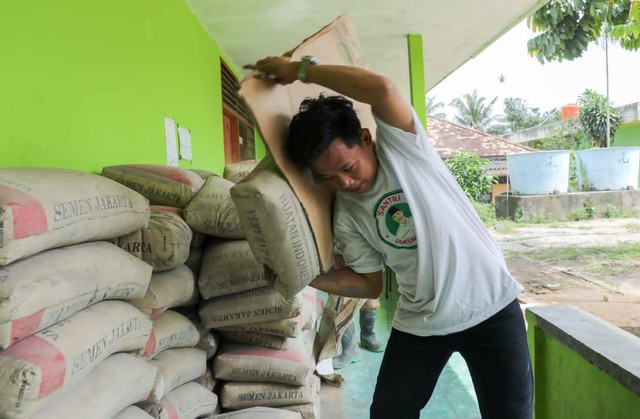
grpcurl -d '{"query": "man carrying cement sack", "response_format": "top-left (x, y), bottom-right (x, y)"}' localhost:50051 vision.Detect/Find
top-left (245, 57), bottom-right (533, 419)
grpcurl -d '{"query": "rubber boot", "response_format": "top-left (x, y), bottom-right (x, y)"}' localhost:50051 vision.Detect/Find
top-left (333, 322), bottom-right (361, 369)
top-left (359, 310), bottom-right (385, 352)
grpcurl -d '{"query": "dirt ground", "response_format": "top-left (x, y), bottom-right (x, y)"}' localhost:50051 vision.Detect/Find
top-left (490, 218), bottom-right (640, 337)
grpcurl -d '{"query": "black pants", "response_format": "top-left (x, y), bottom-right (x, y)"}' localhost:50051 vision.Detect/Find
top-left (370, 299), bottom-right (533, 419)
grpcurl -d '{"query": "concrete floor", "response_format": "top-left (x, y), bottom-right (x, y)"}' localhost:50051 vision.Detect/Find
top-left (335, 285), bottom-right (482, 418)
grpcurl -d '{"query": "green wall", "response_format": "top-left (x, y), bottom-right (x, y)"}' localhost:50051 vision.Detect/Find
top-left (615, 123), bottom-right (640, 147)
top-left (527, 311), bottom-right (640, 419)
top-left (1, 0), bottom-right (238, 175)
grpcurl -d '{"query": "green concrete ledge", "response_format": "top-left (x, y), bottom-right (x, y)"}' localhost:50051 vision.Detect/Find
top-left (528, 305), bottom-right (640, 396)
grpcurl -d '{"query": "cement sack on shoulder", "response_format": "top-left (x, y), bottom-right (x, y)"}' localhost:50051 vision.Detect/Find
top-left (129, 265), bottom-right (199, 319)
top-left (198, 239), bottom-right (267, 299)
top-left (223, 160), bottom-right (261, 184)
top-left (113, 206), bottom-right (192, 272)
top-left (196, 331), bottom-right (220, 360)
top-left (0, 167), bottom-right (150, 265)
top-left (145, 381), bottom-right (218, 419)
top-left (0, 300), bottom-right (152, 418)
top-left (184, 246), bottom-right (203, 276)
top-left (220, 373), bottom-right (320, 410)
top-left (199, 286), bottom-right (303, 329)
top-left (146, 348), bottom-right (207, 404)
top-left (214, 329), bottom-right (315, 386)
top-left (183, 176), bottom-right (244, 239)
top-left (139, 310), bottom-right (200, 359)
top-left (216, 406), bottom-right (302, 419)
top-left (195, 368), bottom-right (217, 392)
top-left (114, 405), bottom-right (154, 419)
top-left (31, 353), bottom-right (156, 419)
top-left (101, 164), bottom-right (205, 208)
top-left (0, 241), bottom-right (152, 349)
top-left (230, 164), bottom-right (320, 299)
top-left (280, 401), bottom-right (321, 419)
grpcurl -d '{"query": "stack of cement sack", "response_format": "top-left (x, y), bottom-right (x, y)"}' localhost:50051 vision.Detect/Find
top-left (187, 160), bottom-right (323, 417)
top-left (0, 167), bottom-right (156, 418)
top-left (100, 164), bottom-right (228, 418)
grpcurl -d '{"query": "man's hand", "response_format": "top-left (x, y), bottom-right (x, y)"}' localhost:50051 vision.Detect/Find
top-left (243, 56), bottom-right (298, 85)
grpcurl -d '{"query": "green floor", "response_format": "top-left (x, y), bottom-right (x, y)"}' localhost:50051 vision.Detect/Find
top-left (338, 285), bottom-right (482, 418)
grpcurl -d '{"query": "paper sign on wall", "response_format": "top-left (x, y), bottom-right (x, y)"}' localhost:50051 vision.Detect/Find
top-left (178, 126), bottom-right (192, 161)
top-left (164, 117), bottom-right (179, 167)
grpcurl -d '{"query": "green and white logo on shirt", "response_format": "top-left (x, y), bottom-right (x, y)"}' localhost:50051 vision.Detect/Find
top-left (374, 189), bottom-right (417, 249)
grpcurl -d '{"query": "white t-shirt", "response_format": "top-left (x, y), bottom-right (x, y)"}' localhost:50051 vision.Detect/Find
top-left (333, 112), bottom-right (523, 336)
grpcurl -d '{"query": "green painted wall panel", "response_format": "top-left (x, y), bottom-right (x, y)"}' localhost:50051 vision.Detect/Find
top-left (527, 317), bottom-right (640, 419)
top-left (1, 0), bottom-right (233, 175)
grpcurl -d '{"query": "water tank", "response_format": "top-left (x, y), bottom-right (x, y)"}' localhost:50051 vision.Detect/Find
top-left (507, 150), bottom-right (570, 195)
top-left (575, 147), bottom-right (640, 190)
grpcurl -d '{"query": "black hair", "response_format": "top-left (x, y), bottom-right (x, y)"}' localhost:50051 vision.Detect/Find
top-left (287, 95), bottom-right (362, 166)
top-left (389, 206), bottom-right (400, 216)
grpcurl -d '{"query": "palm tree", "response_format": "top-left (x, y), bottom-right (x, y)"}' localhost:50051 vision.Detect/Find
top-left (426, 96), bottom-right (447, 119)
top-left (449, 90), bottom-right (499, 132)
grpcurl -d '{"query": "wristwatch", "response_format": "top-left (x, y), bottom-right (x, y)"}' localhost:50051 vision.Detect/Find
top-left (297, 55), bottom-right (320, 83)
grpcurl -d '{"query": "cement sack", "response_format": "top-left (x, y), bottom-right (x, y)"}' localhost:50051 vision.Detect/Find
top-left (129, 265), bottom-right (199, 319)
top-left (113, 206), bottom-right (192, 272)
top-left (220, 373), bottom-right (320, 410)
top-left (31, 353), bottom-right (156, 419)
top-left (183, 176), bottom-right (244, 239)
top-left (216, 407), bottom-right (302, 419)
top-left (146, 348), bottom-right (207, 404)
top-left (114, 405), bottom-right (154, 419)
top-left (213, 329), bottom-right (316, 386)
top-left (189, 169), bottom-right (217, 180)
top-left (195, 368), bottom-right (217, 392)
top-left (223, 159), bottom-right (261, 184)
top-left (0, 300), bottom-right (152, 418)
top-left (199, 286), bottom-right (303, 329)
top-left (216, 312), bottom-right (305, 339)
top-left (281, 401), bottom-right (320, 419)
top-left (101, 164), bottom-right (205, 208)
top-left (0, 241), bottom-right (152, 349)
top-left (195, 331), bottom-right (220, 360)
top-left (184, 246), bottom-right (203, 276)
top-left (230, 161), bottom-right (320, 299)
top-left (145, 381), bottom-right (218, 419)
top-left (198, 239), bottom-right (267, 299)
top-left (218, 330), bottom-right (289, 350)
top-left (139, 310), bottom-right (200, 359)
top-left (216, 287), bottom-right (321, 339)
top-left (0, 167), bottom-right (150, 265)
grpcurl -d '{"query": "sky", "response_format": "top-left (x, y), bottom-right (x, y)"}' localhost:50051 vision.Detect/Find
top-left (427, 19), bottom-right (640, 119)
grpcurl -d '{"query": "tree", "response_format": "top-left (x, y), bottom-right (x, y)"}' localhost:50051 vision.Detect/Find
top-left (444, 151), bottom-right (496, 202)
top-left (449, 90), bottom-right (499, 132)
top-left (527, 0), bottom-right (638, 63)
top-left (503, 97), bottom-right (545, 132)
top-left (426, 96), bottom-right (447, 119)
top-left (577, 89), bottom-right (621, 147)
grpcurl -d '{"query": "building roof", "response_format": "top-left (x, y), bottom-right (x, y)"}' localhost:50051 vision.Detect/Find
top-left (427, 116), bottom-right (534, 175)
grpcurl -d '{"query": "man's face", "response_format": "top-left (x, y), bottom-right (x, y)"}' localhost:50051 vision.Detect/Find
top-left (310, 128), bottom-right (377, 194)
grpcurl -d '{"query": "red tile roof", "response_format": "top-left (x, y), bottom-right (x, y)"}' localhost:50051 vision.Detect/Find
top-left (427, 116), bottom-right (534, 175)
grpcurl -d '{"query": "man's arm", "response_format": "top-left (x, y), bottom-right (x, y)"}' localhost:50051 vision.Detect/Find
top-left (244, 57), bottom-right (416, 134)
top-left (310, 267), bottom-right (383, 299)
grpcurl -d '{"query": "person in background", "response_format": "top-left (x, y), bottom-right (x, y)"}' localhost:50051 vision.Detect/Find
top-left (333, 297), bottom-right (385, 369)
top-left (245, 55), bottom-right (533, 419)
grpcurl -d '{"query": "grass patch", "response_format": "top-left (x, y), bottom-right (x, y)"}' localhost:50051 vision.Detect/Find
top-left (522, 242), bottom-right (640, 264)
top-left (627, 223), bottom-right (640, 233)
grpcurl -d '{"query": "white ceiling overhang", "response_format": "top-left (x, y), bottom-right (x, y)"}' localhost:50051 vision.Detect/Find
top-left (186, 0), bottom-right (548, 99)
